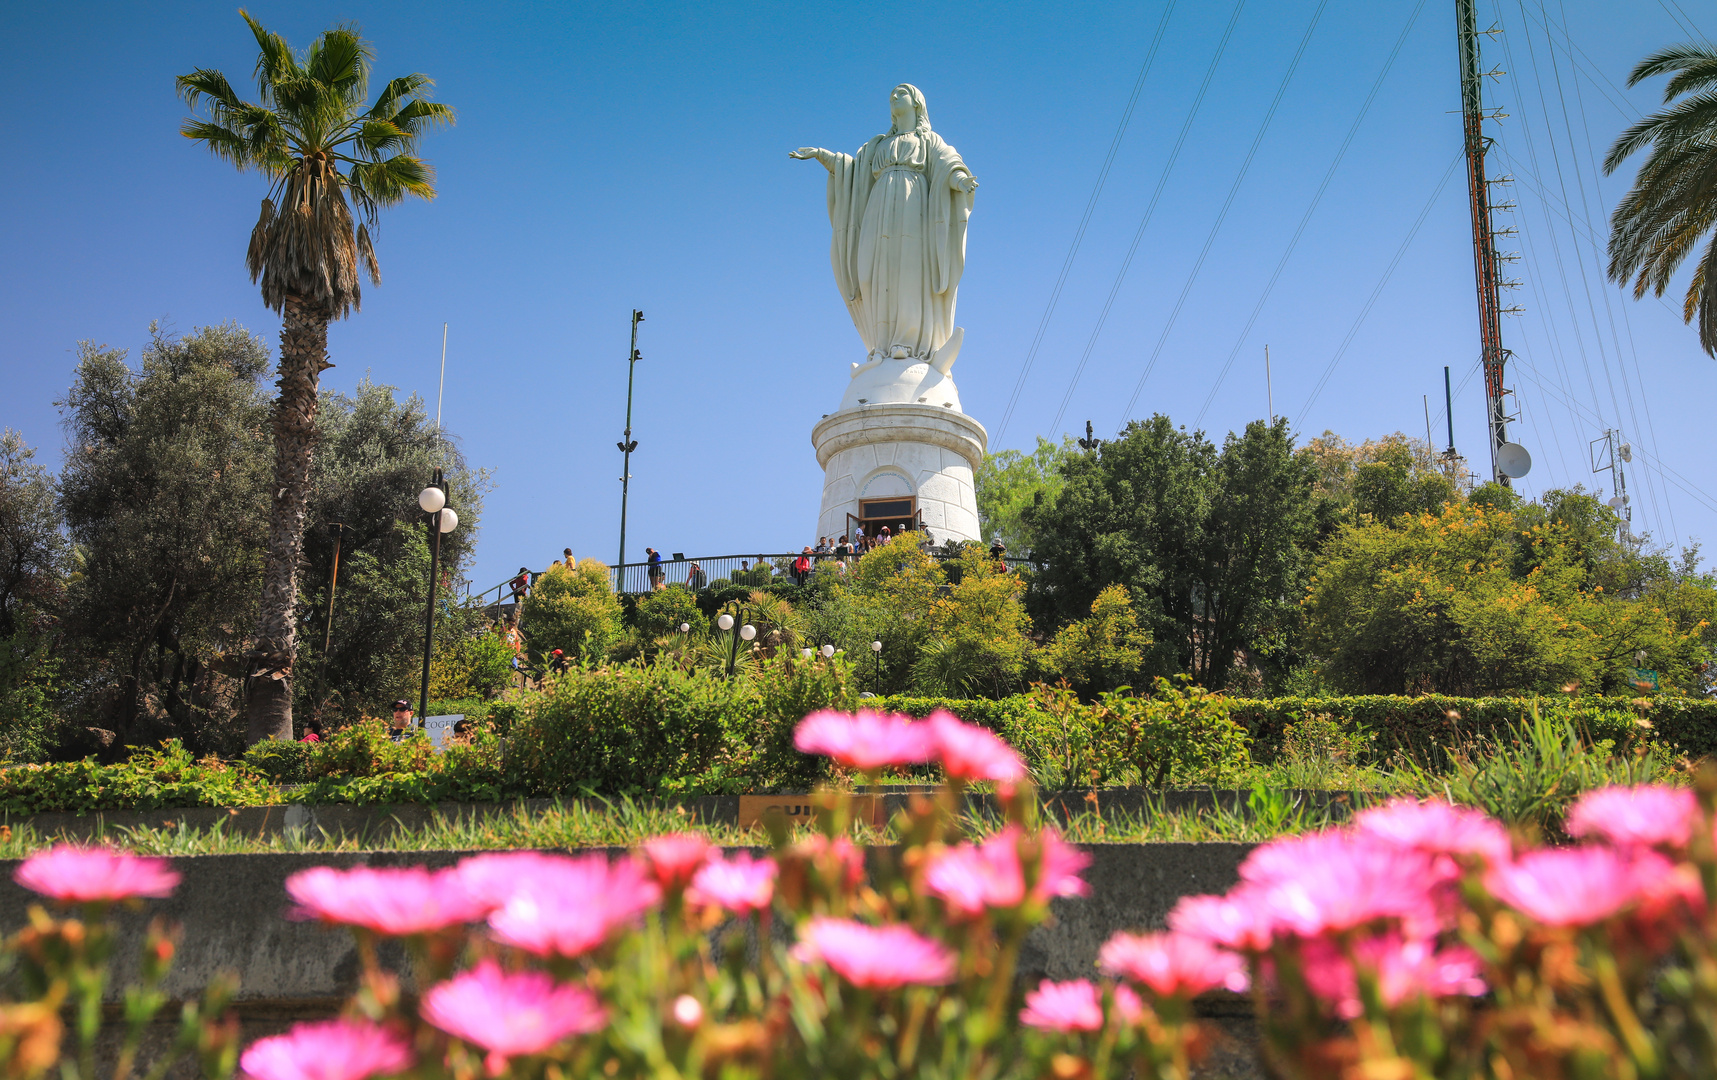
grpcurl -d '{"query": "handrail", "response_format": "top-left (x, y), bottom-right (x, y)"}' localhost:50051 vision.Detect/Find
top-left (473, 548), bottom-right (1041, 607)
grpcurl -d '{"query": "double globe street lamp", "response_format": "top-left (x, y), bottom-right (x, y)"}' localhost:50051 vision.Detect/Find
top-left (717, 607), bottom-right (756, 677)
top-left (417, 470), bottom-right (459, 720)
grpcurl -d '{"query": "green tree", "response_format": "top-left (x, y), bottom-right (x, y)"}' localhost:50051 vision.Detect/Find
top-left (1604, 43), bottom-right (1717, 355)
top-left (56, 326), bottom-right (273, 752)
top-left (0, 430), bottom-right (69, 760)
top-left (177, 13), bottom-right (454, 742)
top-left (914, 544), bottom-right (1031, 697)
top-left (296, 380), bottom-right (484, 722)
top-left (521, 560), bottom-right (623, 663)
top-left (974, 436), bottom-right (1077, 555)
top-left (1302, 501), bottom-right (1717, 695)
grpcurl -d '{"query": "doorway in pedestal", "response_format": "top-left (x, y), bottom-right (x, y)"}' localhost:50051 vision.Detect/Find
top-left (848, 497), bottom-right (923, 540)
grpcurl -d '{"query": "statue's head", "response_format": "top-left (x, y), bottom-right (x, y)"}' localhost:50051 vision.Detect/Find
top-left (889, 84), bottom-right (931, 135)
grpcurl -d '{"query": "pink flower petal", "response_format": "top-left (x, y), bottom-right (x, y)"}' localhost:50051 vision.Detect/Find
top-left (1566, 785), bottom-right (1698, 850)
top-left (1484, 845), bottom-right (1677, 927)
top-left (794, 710), bottom-right (936, 771)
top-left (641, 833), bottom-right (714, 890)
top-left (487, 854), bottom-right (661, 957)
top-left (1098, 931), bottom-right (1248, 997)
top-left (421, 960), bottom-right (607, 1062)
top-left (239, 1019), bottom-right (412, 1080)
top-left (1353, 799), bottom-right (1512, 864)
top-left (793, 917), bottom-right (957, 988)
top-left (14, 846), bottom-right (179, 903)
top-left (927, 711), bottom-right (1027, 784)
top-left (1019, 979), bottom-right (1105, 1032)
top-left (687, 852), bottom-right (777, 915)
top-left (286, 865), bottom-right (488, 936)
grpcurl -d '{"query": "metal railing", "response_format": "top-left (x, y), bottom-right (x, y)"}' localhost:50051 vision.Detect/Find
top-left (474, 549), bottom-right (1041, 607)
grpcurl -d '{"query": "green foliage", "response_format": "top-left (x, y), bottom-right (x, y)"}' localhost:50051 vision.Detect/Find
top-left (1302, 500), bottom-right (1717, 696)
top-left (632, 585), bottom-right (707, 640)
top-left (426, 698), bottom-right (521, 736)
top-left (427, 629), bottom-right (515, 701)
top-left (914, 546), bottom-right (1030, 697)
top-left (1027, 416), bottom-right (1316, 690)
top-left (1035, 584), bottom-right (1153, 696)
top-left (1011, 680), bottom-right (1251, 789)
top-left (1403, 706), bottom-right (1663, 837)
top-left (298, 379), bottom-right (487, 722)
top-left (974, 436), bottom-right (1077, 555)
top-left (0, 430), bottom-right (67, 762)
top-left (55, 326), bottom-right (274, 753)
top-left (0, 740), bottom-right (275, 812)
top-left (520, 559), bottom-right (623, 663)
top-left (290, 717), bottom-right (507, 804)
top-left (241, 738), bottom-right (314, 783)
top-left (507, 655), bottom-right (858, 797)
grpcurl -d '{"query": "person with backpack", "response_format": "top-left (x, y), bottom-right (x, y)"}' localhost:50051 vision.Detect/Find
top-left (792, 547), bottom-right (813, 585)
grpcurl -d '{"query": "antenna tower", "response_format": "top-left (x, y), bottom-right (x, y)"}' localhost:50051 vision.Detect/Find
top-left (1456, 0), bottom-right (1521, 485)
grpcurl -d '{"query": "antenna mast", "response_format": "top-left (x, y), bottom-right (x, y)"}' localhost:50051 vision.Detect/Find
top-left (1456, 0), bottom-right (1519, 485)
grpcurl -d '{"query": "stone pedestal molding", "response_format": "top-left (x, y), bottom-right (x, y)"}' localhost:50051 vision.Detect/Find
top-left (812, 402), bottom-right (987, 544)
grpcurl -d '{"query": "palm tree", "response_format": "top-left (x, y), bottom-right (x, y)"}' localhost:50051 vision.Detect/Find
top-left (1605, 44), bottom-right (1717, 356)
top-left (177, 12), bottom-right (452, 742)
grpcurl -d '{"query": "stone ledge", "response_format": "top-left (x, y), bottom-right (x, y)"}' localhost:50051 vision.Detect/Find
top-left (811, 404), bottom-right (988, 469)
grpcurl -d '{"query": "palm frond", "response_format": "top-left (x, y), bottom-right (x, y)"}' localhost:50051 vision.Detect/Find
top-left (247, 199), bottom-right (275, 281)
top-left (180, 120), bottom-right (255, 166)
top-left (305, 25), bottom-right (371, 101)
top-left (240, 9), bottom-right (300, 103)
top-left (366, 74), bottom-right (432, 120)
top-left (357, 223), bottom-right (380, 286)
top-left (175, 68), bottom-right (245, 110)
top-left (391, 98), bottom-right (455, 135)
top-left (1628, 43), bottom-right (1717, 97)
top-left (1692, 233), bottom-right (1717, 353)
top-left (348, 155), bottom-right (436, 207)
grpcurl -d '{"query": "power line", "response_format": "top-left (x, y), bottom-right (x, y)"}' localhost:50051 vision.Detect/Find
top-left (1043, 0), bottom-right (1249, 438)
top-left (993, 0), bottom-right (1178, 443)
top-left (1295, 152), bottom-right (1465, 424)
top-left (1191, 0), bottom-right (1427, 428)
top-left (1108, 0), bottom-right (1335, 430)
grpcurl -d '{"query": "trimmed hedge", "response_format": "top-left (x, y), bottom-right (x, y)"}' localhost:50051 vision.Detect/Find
top-left (880, 692), bottom-right (1715, 765)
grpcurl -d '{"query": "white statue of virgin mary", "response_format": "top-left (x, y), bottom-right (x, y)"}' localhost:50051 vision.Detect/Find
top-left (793, 84), bottom-right (978, 372)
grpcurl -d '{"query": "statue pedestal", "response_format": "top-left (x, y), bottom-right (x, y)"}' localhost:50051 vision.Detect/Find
top-left (812, 401), bottom-right (987, 545)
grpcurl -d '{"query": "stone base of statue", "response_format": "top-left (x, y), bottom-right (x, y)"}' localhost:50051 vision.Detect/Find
top-left (812, 359), bottom-right (986, 544)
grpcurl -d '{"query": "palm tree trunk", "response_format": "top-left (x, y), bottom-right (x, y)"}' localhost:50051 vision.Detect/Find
top-left (246, 295), bottom-right (329, 744)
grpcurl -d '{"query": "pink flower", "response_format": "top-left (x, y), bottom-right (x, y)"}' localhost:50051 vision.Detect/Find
top-left (421, 960), bottom-right (607, 1074)
top-left (1353, 799), bottom-right (1511, 864)
top-left (488, 854), bottom-right (660, 957)
top-left (1484, 846), bottom-right (1677, 927)
top-left (793, 834), bottom-right (866, 889)
top-left (239, 1019), bottom-right (412, 1080)
top-left (687, 852), bottom-right (777, 915)
top-left (1167, 890), bottom-right (1273, 952)
top-left (641, 833), bottom-right (714, 890)
top-left (927, 711), bottom-right (1027, 785)
top-left (1033, 828), bottom-right (1092, 902)
top-left (1241, 832), bottom-right (1444, 938)
top-left (1298, 934), bottom-right (1485, 1020)
top-left (456, 852), bottom-right (579, 909)
top-left (794, 710), bottom-right (935, 771)
top-left (1098, 931), bottom-right (1249, 996)
top-left (14, 846), bottom-right (180, 903)
top-left (1112, 983), bottom-right (1145, 1024)
top-left (793, 917), bottom-right (957, 988)
top-left (286, 865), bottom-right (488, 936)
top-left (1019, 979), bottom-right (1104, 1032)
top-left (924, 834), bottom-right (1025, 917)
top-left (1567, 785), bottom-right (1698, 850)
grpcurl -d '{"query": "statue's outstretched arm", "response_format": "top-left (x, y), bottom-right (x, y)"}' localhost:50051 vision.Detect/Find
top-left (789, 146), bottom-right (836, 172)
top-left (951, 169), bottom-right (978, 193)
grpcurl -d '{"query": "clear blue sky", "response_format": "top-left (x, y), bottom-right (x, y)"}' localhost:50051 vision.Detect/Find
top-left (4, 0), bottom-right (1714, 595)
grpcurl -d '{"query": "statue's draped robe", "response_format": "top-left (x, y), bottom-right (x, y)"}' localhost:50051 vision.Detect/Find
top-left (824, 130), bottom-right (973, 361)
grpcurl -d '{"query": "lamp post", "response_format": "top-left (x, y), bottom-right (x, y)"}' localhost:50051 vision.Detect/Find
top-left (617, 310), bottom-right (643, 573)
top-left (871, 639), bottom-right (883, 684)
top-left (417, 471), bottom-right (459, 720)
top-left (717, 604), bottom-right (756, 677)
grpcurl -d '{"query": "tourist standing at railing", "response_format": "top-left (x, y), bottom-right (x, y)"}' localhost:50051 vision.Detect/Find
top-left (834, 535), bottom-right (852, 559)
top-left (646, 547), bottom-right (665, 590)
top-left (509, 567), bottom-right (531, 607)
top-left (792, 548), bottom-right (813, 585)
top-left (688, 561), bottom-right (707, 590)
top-left (814, 536), bottom-right (830, 558)
top-left (562, 547), bottom-right (576, 569)
top-left (990, 539), bottom-right (1007, 562)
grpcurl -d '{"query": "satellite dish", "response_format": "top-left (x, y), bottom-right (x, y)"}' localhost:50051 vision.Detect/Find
top-left (1496, 442), bottom-right (1532, 479)
top-left (1608, 496), bottom-right (1626, 510)
top-left (1618, 443), bottom-right (1632, 462)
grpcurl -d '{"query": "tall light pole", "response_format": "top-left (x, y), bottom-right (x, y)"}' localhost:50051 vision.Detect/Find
top-left (418, 471), bottom-right (459, 720)
top-left (617, 310), bottom-right (644, 575)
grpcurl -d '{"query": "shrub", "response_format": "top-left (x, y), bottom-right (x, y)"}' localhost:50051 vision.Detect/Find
top-left (0, 740), bottom-right (275, 812)
top-left (427, 629), bottom-right (516, 700)
top-left (631, 585), bottom-right (707, 640)
top-left (242, 738), bottom-right (314, 784)
top-left (1034, 584), bottom-right (1153, 696)
top-left (519, 559), bottom-right (622, 662)
top-left (291, 717), bottom-right (508, 805)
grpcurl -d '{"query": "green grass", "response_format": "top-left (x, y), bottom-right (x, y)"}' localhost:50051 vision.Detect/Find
top-left (0, 787), bottom-right (1355, 859)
